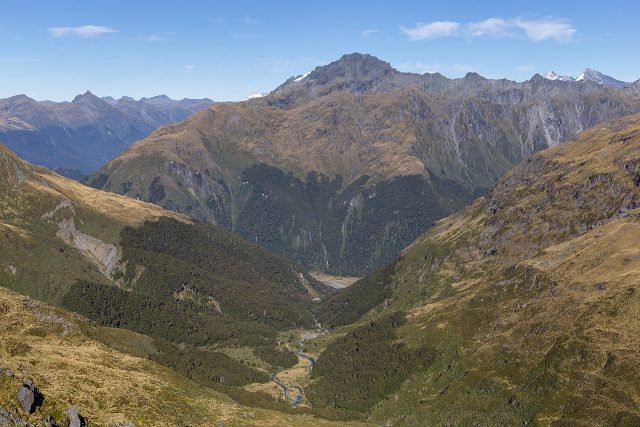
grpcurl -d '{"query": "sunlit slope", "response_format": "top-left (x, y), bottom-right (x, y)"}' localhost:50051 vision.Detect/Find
top-left (313, 114), bottom-right (640, 425)
top-left (0, 286), bottom-right (356, 426)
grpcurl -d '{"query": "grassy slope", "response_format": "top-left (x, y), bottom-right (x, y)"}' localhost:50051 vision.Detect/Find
top-left (311, 114), bottom-right (640, 425)
top-left (0, 286), bottom-right (359, 426)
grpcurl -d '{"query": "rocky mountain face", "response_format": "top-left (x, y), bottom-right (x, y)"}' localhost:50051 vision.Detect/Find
top-left (89, 53), bottom-right (640, 276)
top-left (0, 92), bottom-right (213, 176)
top-left (311, 114), bottom-right (640, 424)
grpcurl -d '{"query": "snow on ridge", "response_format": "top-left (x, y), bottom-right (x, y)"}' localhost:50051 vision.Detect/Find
top-left (543, 71), bottom-right (574, 82)
top-left (246, 92), bottom-right (267, 100)
top-left (294, 71), bottom-right (311, 82)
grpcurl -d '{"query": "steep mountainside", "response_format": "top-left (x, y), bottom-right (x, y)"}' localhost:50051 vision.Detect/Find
top-left (310, 114), bottom-right (640, 425)
top-left (0, 144), bottom-right (340, 422)
top-left (0, 92), bottom-right (213, 176)
top-left (90, 53), bottom-right (640, 275)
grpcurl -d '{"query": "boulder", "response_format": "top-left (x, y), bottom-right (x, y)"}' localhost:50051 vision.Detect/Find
top-left (66, 407), bottom-right (85, 427)
top-left (16, 381), bottom-right (43, 414)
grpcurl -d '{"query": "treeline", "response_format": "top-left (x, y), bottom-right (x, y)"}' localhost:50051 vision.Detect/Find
top-left (308, 311), bottom-right (433, 412)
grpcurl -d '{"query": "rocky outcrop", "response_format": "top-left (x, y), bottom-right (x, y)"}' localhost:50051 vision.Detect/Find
top-left (16, 381), bottom-right (42, 414)
top-left (55, 217), bottom-right (119, 276)
top-left (42, 199), bottom-right (120, 277)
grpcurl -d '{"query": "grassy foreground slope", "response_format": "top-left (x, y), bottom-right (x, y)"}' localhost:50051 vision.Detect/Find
top-left (311, 114), bottom-right (640, 425)
top-left (0, 286), bottom-right (354, 426)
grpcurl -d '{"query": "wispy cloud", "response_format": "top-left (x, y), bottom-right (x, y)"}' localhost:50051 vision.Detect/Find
top-left (244, 16), bottom-right (258, 25)
top-left (513, 18), bottom-right (576, 42)
top-left (361, 29), bottom-right (379, 37)
top-left (140, 34), bottom-right (169, 42)
top-left (467, 18), bottom-right (510, 38)
top-left (49, 25), bottom-right (118, 38)
top-left (207, 15), bottom-right (227, 24)
top-left (400, 21), bottom-right (460, 40)
top-left (185, 64), bottom-right (195, 70)
top-left (400, 16), bottom-right (576, 43)
top-left (516, 64), bottom-right (535, 72)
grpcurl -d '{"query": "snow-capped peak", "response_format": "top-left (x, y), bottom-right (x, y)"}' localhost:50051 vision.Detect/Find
top-left (576, 68), bottom-right (631, 88)
top-left (294, 71), bottom-right (310, 82)
top-left (541, 68), bottom-right (631, 88)
top-left (543, 71), bottom-right (575, 82)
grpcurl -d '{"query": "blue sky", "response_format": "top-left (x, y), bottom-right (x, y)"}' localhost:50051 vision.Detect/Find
top-left (1, 0), bottom-right (639, 101)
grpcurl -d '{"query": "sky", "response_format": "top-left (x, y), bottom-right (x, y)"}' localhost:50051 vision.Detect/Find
top-left (1, 0), bottom-right (640, 101)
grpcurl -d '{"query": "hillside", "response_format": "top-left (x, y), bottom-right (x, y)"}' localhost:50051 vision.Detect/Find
top-left (89, 53), bottom-right (640, 275)
top-left (0, 286), bottom-right (353, 426)
top-left (0, 144), bottom-right (341, 423)
top-left (308, 114), bottom-right (640, 425)
top-left (0, 92), bottom-right (213, 176)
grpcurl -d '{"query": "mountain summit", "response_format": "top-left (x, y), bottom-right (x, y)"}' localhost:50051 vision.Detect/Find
top-left (576, 67), bottom-right (631, 87)
top-left (89, 53), bottom-right (640, 275)
top-left (542, 68), bottom-right (631, 87)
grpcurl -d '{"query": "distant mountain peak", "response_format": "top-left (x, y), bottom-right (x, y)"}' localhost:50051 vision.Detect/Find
top-left (542, 68), bottom-right (630, 88)
top-left (575, 68), bottom-right (631, 87)
top-left (543, 71), bottom-right (575, 82)
top-left (72, 90), bottom-right (103, 104)
top-left (313, 52), bottom-right (396, 78)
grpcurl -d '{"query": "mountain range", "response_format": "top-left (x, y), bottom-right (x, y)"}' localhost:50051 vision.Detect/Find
top-left (543, 68), bottom-right (632, 88)
top-left (88, 53), bottom-right (640, 275)
top-left (1, 110), bottom-right (639, 425)
top-left (0, 92), bottom-right (213, 178)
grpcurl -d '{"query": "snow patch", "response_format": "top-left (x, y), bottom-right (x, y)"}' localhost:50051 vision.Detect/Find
top-left (294, 71), bottom-right (310, 82)
top-left (246, 92), bottom-right (267, 100)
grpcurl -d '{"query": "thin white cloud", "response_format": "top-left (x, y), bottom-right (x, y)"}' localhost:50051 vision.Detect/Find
top-left (516, 64), bottom-right (535, 72)
top-left (467, 18), bottom-right (510, 38)
top-left (400, 21), bottom-right (460, 40)
top-left (513, 17), bottom-right (576, 42)
top-left (361, 29), bottom-right (379, 37)
top-left (185, 64), bottom-right (195, 70)
top-left (244, 16), bottom-right (258, 25)
top-left (400, 16), bottom-right (576, 43)
top-left (140, 34), bottom-right (168, 42)
top-left (49, 25), bottom-right (118, 38)
top-left (450, 64), bottom-right (477, 74)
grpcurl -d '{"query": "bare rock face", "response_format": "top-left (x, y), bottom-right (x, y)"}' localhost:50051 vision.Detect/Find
top-left (66, 406), bottom-right (85, 427)
top-left (16, 380), bottom-right (43, 414)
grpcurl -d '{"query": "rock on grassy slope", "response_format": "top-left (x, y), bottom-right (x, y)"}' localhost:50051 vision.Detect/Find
top-left (310, 114), bottom-right (640, 425)
top-left (89, 53), bottom-right (640, 276)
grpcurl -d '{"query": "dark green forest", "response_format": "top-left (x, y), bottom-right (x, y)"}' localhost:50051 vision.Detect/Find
top-left (226, 163), bottom-right (474, 275)
top-left (308, 312), bottom-right (433, 412)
